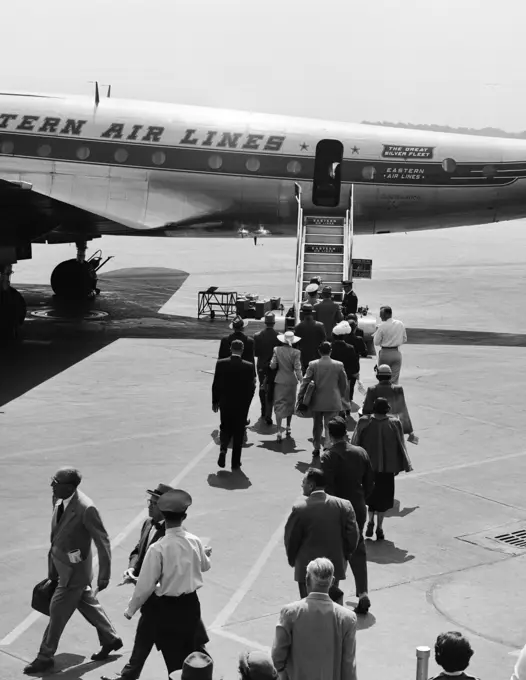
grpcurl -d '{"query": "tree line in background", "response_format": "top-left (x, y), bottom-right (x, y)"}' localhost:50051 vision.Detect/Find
top-left (362, 121), bottom-right (526, 139)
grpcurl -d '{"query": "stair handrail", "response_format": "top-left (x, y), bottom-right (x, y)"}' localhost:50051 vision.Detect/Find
top-left (294, 183), bottom-right (305, 325)
top-left (346, 184), bottom-right (354, 280)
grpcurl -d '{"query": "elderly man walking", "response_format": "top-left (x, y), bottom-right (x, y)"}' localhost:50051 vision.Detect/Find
top-left (272, 557), bottom-right (357, 680)
top-left (373, 305), bottom-right (407, 384)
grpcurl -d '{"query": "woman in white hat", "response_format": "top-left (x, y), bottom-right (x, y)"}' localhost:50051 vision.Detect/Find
top-left (269, 331), bottom-right (303, 440)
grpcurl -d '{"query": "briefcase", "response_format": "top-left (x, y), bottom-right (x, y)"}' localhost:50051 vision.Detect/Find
top-left (32, 578), bottom-right (58, 616)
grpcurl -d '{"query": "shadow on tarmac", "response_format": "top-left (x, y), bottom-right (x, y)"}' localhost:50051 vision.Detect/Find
top-left (385, 499), bottom-right (419, 519)
top-left (366, 539), bottom-right (415, 565)
top-left (26, 651), bottom-right (119, 679)
top-left (207, 470), bottom-right (252, 490)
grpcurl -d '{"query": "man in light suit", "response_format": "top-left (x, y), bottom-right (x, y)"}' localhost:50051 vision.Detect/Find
top-left (24, 468), bottom-right (121, 675)
top-left (284, 468), bottom-right (358, 599)
top-left (272, 557), bottom-right (357, 680)
top-left (298, 341), bottom-right (347, 458)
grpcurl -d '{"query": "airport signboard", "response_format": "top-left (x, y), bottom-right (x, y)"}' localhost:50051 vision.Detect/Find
top-left (305, 244), bottom-right (344, 254)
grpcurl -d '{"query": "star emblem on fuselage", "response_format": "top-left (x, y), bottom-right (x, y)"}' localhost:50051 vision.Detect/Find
top-left (351, 146), bottom-right (360, 154)
top-left (300, 142), bottom-right (309, 151)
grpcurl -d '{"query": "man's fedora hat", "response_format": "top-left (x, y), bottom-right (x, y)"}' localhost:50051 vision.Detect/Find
top-left (169, 652), bottom-right (214, 680)
top-left (230, 315), bottom-right (248, 330)
top-left (146, 483), bottom-right (175, 498)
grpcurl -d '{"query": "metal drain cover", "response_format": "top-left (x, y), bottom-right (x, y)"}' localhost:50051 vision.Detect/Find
top-left (30, 308), bottom-right (109, 321)
top-left (457, 521), bottom-right (526, 556)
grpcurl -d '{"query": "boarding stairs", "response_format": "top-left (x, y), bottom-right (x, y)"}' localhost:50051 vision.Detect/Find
top-left (293, 184), bottom-right (354, 323)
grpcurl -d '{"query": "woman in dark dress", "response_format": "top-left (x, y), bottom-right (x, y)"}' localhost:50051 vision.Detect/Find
top-left (351, 397), bottom-right (412, 540)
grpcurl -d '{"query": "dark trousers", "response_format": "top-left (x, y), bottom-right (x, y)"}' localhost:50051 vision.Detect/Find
top-left (257, 368), bottom-right (271, 418)
top-left (349, 507), bottom-right (368, 596)
top-left (219, 407), bottom-right (248, 467)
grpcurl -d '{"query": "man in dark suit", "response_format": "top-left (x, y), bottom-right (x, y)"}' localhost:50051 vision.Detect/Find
top-left (294, 303), bottom-right (326, 373)
top-left (24, 468), bottom-right (122, 675)
top-left (345, 314), bottom-right (368, 358)
top-left (253, 311), bottom-right (280, 424)
top-left (341, 280), bottom-right (358, 316)
top-left (321, 417), bottom-right (375, 615)
top-left (314, 286), bottom-right (343, 339)
top-left (212, 339), bottom-right (256, 470)
top-left (284, 468), bottom-right (358, 599)
top-left (218, 316), bottom-right (255, 366)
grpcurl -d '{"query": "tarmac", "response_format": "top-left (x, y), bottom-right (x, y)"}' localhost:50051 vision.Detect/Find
top-left (1, 221), bottom-right (526, 680)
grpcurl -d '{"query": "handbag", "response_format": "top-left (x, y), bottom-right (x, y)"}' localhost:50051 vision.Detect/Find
top-left (31, 578), bottom-right (58, 616)
top-left (302, 380), bottom-right (316, 406)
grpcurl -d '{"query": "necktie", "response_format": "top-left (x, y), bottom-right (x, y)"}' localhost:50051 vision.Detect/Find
top-left (56, 501), bottom-right (64, 524)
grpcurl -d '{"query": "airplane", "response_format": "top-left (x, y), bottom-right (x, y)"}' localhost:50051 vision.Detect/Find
top-left (1, 87), bottom-right (526, 342)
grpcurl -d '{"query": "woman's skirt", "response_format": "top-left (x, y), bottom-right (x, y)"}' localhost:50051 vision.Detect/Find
top-left (273, 383), bottom-right (297, 419)
top-left (367, 472), bottom-right (395, 512)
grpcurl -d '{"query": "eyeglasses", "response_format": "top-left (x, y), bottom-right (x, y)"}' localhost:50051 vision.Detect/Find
top-left (146, 497), bottom-right (158, 506)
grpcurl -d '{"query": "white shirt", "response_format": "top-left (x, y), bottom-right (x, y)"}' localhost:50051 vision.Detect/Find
top-left (55, 493), bottom-right (75, 513)
top-left (125, 526), bottom-right (211, 617)
top-left (374, 318), bottom-right (407, 348)
top-left (512, 644), bottom-right (526, 680)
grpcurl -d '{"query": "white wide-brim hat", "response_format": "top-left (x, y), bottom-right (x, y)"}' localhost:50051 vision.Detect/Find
top-left (277, 331), bottom-right (301, 345)
top-left (332, 321), bottom-right (352, 336)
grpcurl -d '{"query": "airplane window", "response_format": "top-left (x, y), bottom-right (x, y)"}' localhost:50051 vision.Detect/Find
top-left (114, 148), bottom-right (129, 163)
top-left (208, 155), bottom-right (223, 170)
top-left (152, 151), bottom-right (166, 166)
top-left (76, 146), bottom-right (90, 161)
top-left (442, 158), bottom-right (456, 173)
top-left (362, 165), bottom-right (376, 180)
top-left (287, 160), bottom-right (302, 175)
top-left (0, 141), bottom-right (14, 154)
top-left (483, 164), bottom-right (496, 178)
top-left (37, 144), bottom-right (52, 157)
top-left (246, 157), bottom-right (260, 172)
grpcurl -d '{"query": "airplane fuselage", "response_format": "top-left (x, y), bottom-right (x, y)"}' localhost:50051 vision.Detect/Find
top-left (1, 92), bottom-right (526, 246)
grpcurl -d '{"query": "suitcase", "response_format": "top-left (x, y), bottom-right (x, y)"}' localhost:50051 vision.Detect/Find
top-left (255, 299), bottom-right (271, 319)
top-left (270, 297), bottom-right (281, 311)
top-left (236, 298), bottom-right (257, 318)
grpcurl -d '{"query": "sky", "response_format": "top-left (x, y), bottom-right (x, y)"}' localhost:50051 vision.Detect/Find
top-left (4, 0), bottom-right (526, 131)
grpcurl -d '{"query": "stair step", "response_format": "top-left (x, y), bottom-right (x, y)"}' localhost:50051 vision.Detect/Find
top-left (305, 227), bottom-right (344, 236)
top-left (304, 216), bottom-right (346, 227)
top-left (304, 266), bottom-right (344, 275)
top-left (304, 253), bottom-right (344, 264)
top-left (305, 234), bottom-right (344, 245)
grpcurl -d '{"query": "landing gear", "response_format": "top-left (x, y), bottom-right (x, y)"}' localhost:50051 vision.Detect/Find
top-left (50, 241), bottom-right (99, 300)
top-left (0, 264), bottom-right (26, 344)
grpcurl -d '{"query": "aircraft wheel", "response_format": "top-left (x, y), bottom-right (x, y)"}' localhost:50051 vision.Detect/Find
top-left (51, 259), bottom-right (98, 300)
top-left (0, 287), bottom-right (26, 345)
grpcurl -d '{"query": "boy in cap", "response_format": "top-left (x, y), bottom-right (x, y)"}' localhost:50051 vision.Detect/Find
top-left (103, 483), bottom-right (209, 680)
top-left (253, 311), bottom-right (280, 424)
top-left (124, 490), bottom-right (212, 676)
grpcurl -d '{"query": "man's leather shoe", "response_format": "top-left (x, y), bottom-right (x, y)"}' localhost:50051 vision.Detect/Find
top-left (24, 658), bottom-right (54, 674)
top-left (217, 451), bottom-right (226, 468)
top-left (101, 674), bottom-right (131, 680)
top-left (91, 637), bottom-right (123, 661)
top-left (354, 594), bottom-right (371, 615)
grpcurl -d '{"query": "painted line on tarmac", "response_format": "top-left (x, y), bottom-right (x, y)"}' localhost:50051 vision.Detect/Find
top-left (210, 627), bottom-right (270, 652)
top-left (398, 448), bottom-right (526, 481)
top-left (0, 440), bottom-right (215, 646)
top-left (210, 514), bottom-right (288, 630)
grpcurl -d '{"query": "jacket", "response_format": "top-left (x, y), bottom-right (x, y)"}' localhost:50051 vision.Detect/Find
top-left (128, 518), bottom-right (165, 577)
top-left (330, 339), bottom-right (359, 380)
top-left (270, 345), bottom-right (303, 385)
top-left (284, 491), bottom-right (358, 582)
top-left (313, 298), bottom-right (343, 337)
top-left (218, 330), bottom-right (255, 365)
top-left (344, 332), bottom-right (368, 359)
top-left (294, 319), bottom-right (326, 367)
top-left (341, 290), bottom-right (358, 316)
top-left (212, 355), bottom-right (256, 411)
top-left (272, 592), bottom-right (357, 680)
top-left (253, 327), bottom-right (280, 371)
top-left (298, 356), bottom-right (347, 412)
top-left (362, 382), bottom-right (413, 434)
top-left (321, 441), bottom-right (375, 527)
top-left (48, 489), bottom-right (111, 587)
top-left (351, 414), bottom-right (413, 474)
